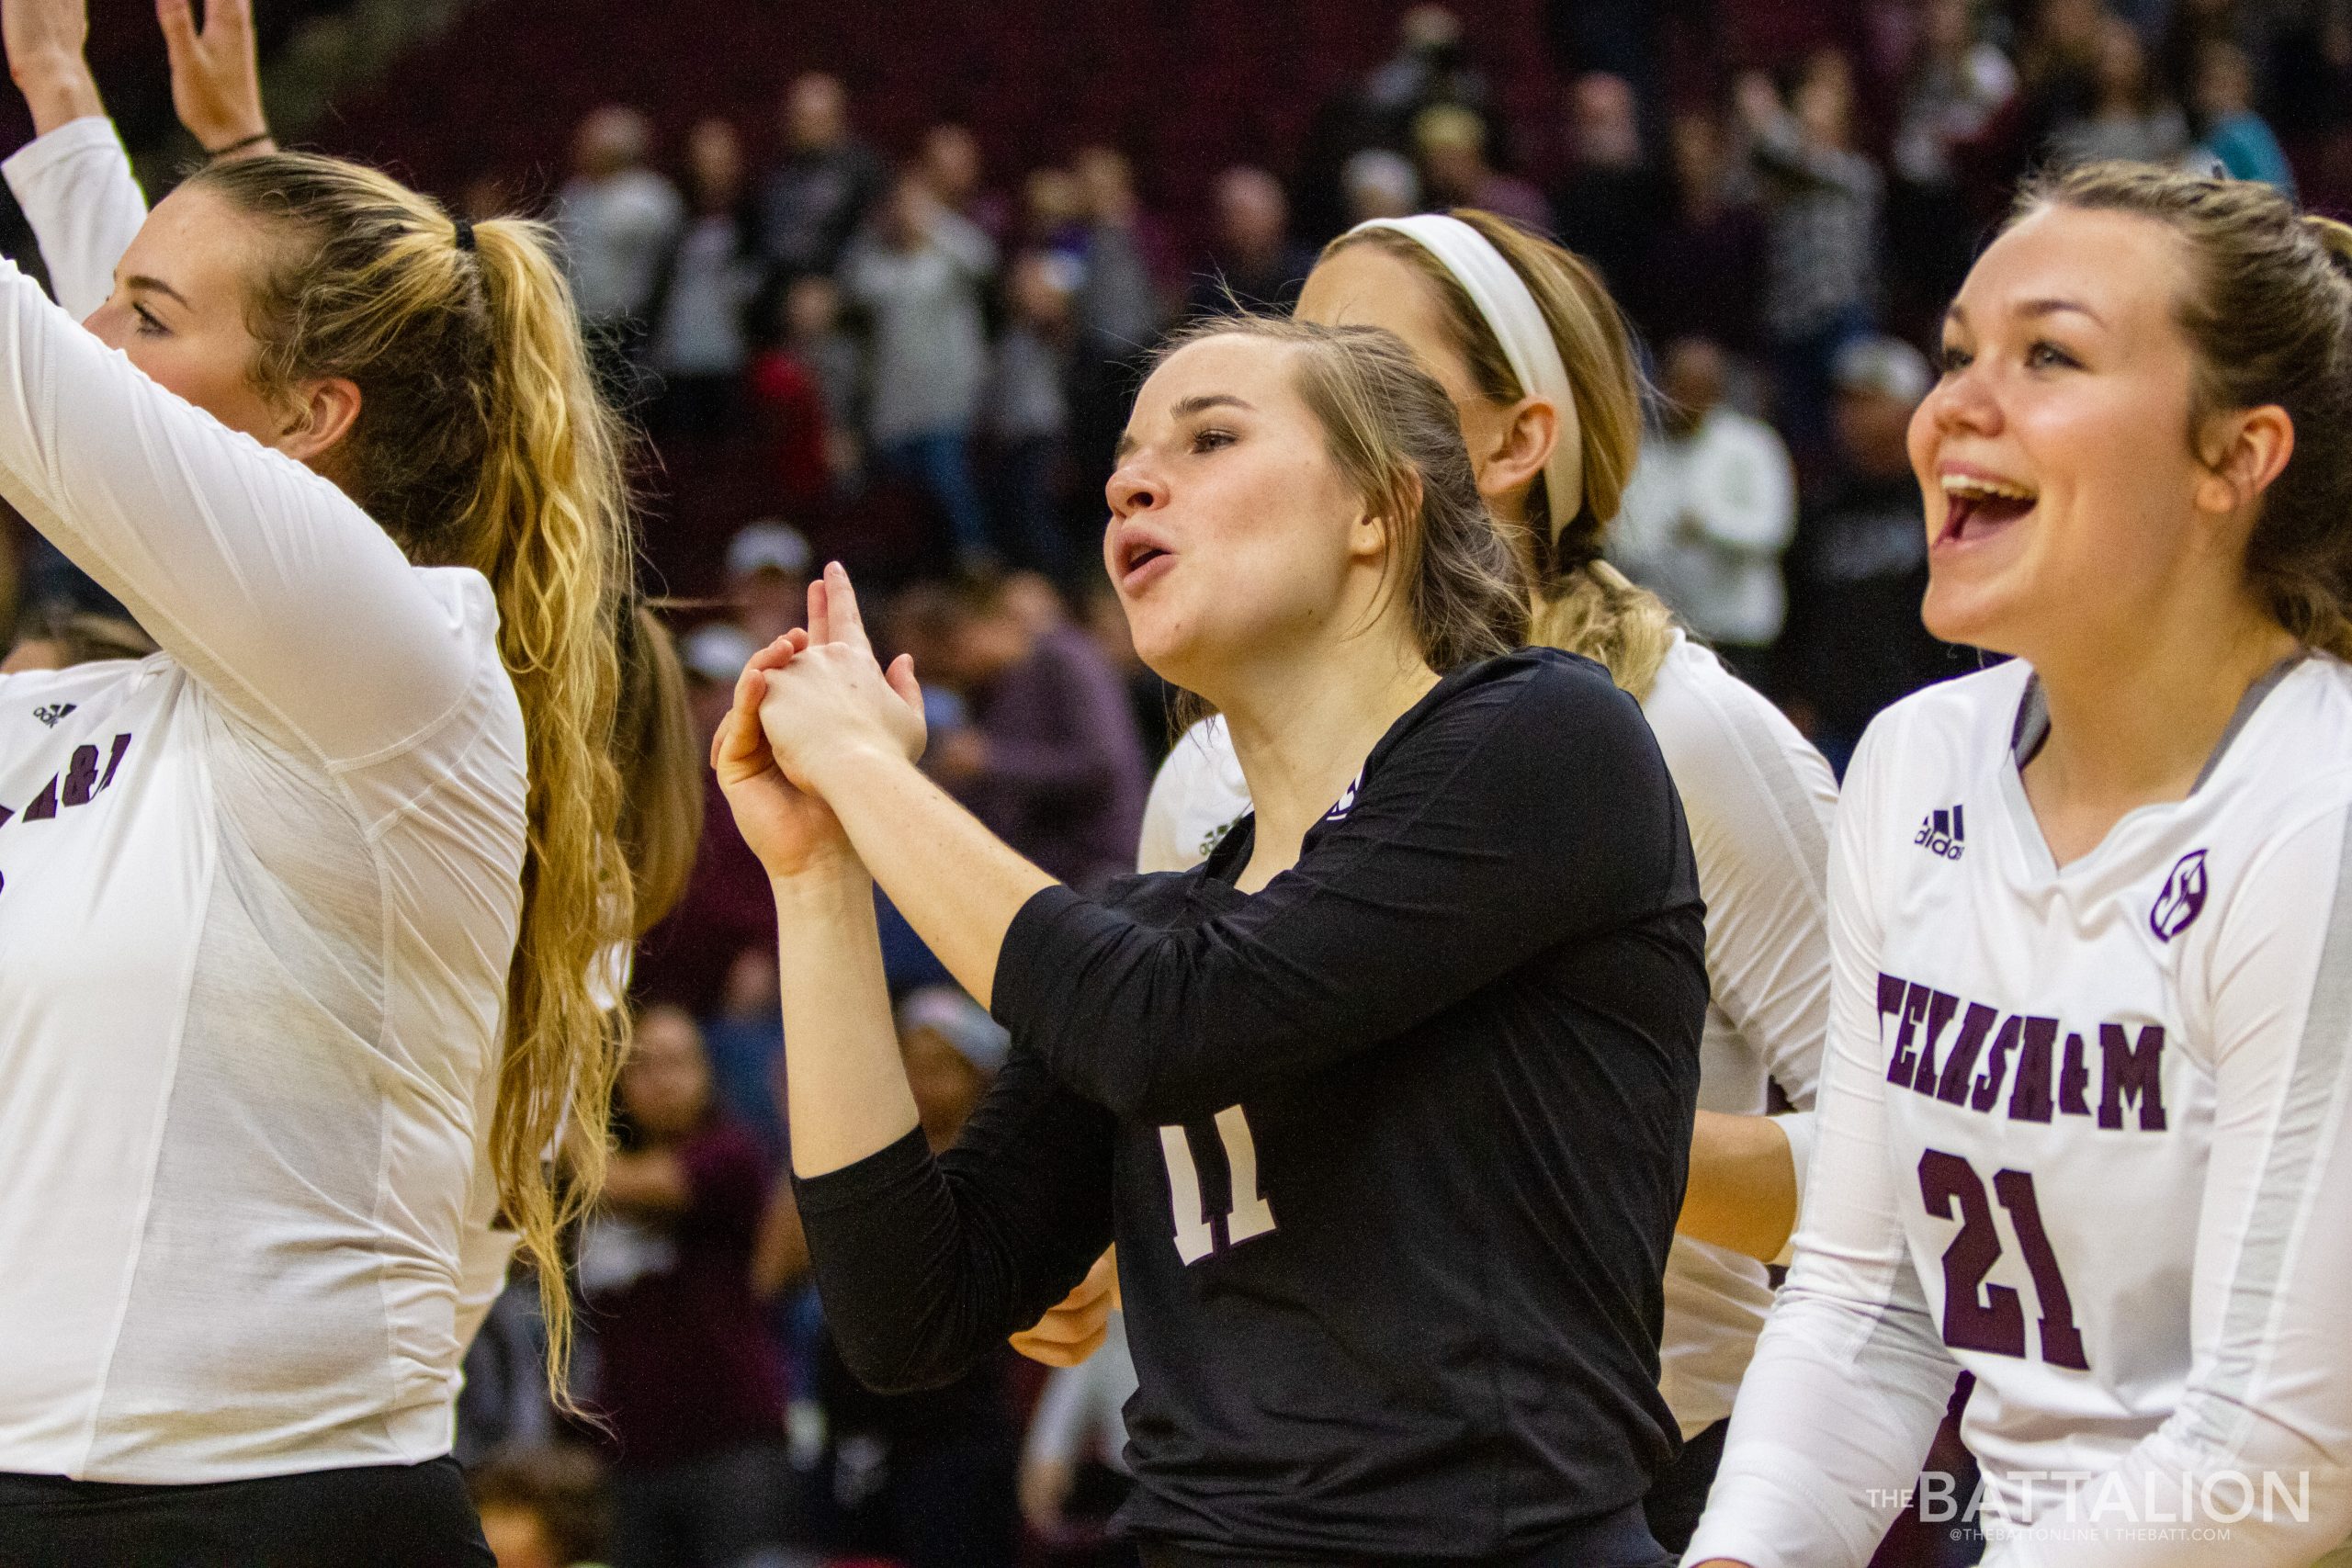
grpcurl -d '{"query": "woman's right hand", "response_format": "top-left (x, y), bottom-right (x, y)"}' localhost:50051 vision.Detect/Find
top-left (157, 0), bottom-right (273, 158)
top-left (3, 0), bottom-right (101, 132)
top-left (713, 633), bottom-right (860, 882)
top-left (1010, 1248), bottom-right (1120, 1368)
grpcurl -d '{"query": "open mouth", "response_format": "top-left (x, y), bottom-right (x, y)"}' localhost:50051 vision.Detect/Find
top-left (1120, 538), bottom-right (1173, 586)
top-left (1939, 473), bottom-right (2038, 545)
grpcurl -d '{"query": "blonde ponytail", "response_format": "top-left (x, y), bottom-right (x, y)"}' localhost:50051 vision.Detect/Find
top-left (1319, 210), bottom-right (1678, 699)
top-left (193, 154), bottom-right (635, 1400)
top-left (464, 216), bottom-right (634, 1391)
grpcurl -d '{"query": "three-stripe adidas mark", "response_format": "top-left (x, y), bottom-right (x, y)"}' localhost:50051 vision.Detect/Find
top-left (1915, 805), bottom-right (1966, 861)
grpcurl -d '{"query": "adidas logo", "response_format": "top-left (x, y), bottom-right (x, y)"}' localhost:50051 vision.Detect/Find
top-left (1914, 805), bottom-right (1966, 861)
top-left (31, 704), bottom-right (74, 728)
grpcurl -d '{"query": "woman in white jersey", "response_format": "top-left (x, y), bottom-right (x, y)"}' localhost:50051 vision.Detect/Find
top-left (1686, 166), bottom-right (2352, 1567)
top-left (0, 2), bottom-right (632, 1560)
top-left (1017, 210), bottom-right (1838, 1551)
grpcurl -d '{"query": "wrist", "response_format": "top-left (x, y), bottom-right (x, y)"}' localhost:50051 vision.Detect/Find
top-left (13, 60), bottom-right (102, 136)
top-left (769, 850), bottom-right (873, 905)
top-left (803, 734), bottom-right (912, 800)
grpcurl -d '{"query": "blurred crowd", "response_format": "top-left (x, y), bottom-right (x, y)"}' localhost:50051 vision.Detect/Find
top-left (5, 1), bottom-right (2348, 1565)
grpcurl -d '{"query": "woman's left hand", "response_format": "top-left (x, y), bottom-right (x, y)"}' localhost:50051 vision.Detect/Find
top-left (158, 0), bottom-right (273, 157)
top-left (758, 562), bottom-right (927, 799)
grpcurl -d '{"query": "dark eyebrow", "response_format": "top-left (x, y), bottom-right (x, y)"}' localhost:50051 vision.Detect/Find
top-left (1114, 393), bottom-right (1256, 462)
top-left (123, 275), bottom-right (193, 310)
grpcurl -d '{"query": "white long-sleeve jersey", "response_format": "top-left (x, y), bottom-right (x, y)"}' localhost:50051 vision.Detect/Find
top-left (1685, 656), bottom-right (2352, 1568)
top-left (1136, 631), bottom-right (1837, 1435)
top-left (0, 118), bottom-right (526, 1483)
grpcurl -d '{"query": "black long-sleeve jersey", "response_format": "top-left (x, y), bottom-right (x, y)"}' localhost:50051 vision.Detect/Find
top-left (795, 648), bottom-right (1707, 1562)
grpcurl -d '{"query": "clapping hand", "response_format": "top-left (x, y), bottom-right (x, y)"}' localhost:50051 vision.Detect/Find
top-left (755, 563), bottom-right (927, 799)
top-left (713, 635), bottom-right (856, 882)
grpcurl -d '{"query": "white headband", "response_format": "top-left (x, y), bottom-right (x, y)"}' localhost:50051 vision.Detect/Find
top-left (1346, 213), bottom-right (1585, 536)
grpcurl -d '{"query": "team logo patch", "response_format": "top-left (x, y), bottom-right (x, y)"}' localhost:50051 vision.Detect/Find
top-left (1324, 771), bottom-right (1363, 821)
top-left (31, 704), bottom-right (74, 728)
top-left (2150, 850), bottom-right (2210, 943)
top-left (1914, 805), bottom-right (1966, 861)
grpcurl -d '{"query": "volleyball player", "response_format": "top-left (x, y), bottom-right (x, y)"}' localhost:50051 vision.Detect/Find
top-left (1686, 166), bottom-right (2352, 1566)
top-left (1022, 210), bottom-right (1837, 1551)
top-left (0, 3), bottom-right (630, 1560)
top-left (718, 316), bottom-right (1705, 1565)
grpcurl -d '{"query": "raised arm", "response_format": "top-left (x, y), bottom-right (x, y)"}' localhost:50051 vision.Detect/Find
top-left (0, 5), bottom-right (477, 761)
top-left (763, 580), bottom-right (1696, 1126)
top-left (717, 627), bottom-right (1116, 1395)
top-left (1684, 725), bottom-right (1962, 1568)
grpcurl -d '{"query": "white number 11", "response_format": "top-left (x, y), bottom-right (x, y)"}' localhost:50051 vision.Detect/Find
top-left (1159, 1107), bottom-right (1278, 1264)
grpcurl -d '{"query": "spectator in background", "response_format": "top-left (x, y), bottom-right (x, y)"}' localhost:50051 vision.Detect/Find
top-left (554, 105), bottom-right (683, 394)
top-left (743, 304), bottom-right (836, 517)
top-left (1070, 147), bottom-right (1168, 356)
top-left (1019, 1288), bottom-right (1140, 1568)
top-left (1359, 4), bottom-right (1493, 148)
top-left (801, 991), bottom-right (1021, 1568)
top-left (1340, 148), bottom-right (1421, 222)
top-left (2014, 0), bottom-right (2106, 152)
top-left (759, 72), bottom-right (886, 277)
top-left (1412, 104), bottom-right (1552, 233)
top-left (843, 171), bottom-right (999, 568)
top-left (1550, 73), bottom-right (1662, 299)
top-left (897, 576), bottom-right (1148, 892)
top-left (1611, 338), bottom-right (1798, 689)
top-left (581, 1007), bottom-right (793, 1568)
top-left (2049, 15), bottom-right (2188, 166)
top-left (776, 275), bottom-right (865, 495)
top-left (470, 1446), bottom-right (612, 1568)
top-left (647, 118), bottom-right (764, 441)
top-left (1080, 580), bottom-right (1173, 763)
top-left (920, 123), bottom-right (1011, 245)
top-left (985, 252), bottom-right (1079, 577)
top-left (1780, 336), bottom-right (1962, 771)
top-left (726, 520), bottom-right (813, 649)
top-left (1889, 0), bottom-right (2020, 322)
top-left (1640, 111), bottom-right (1766, 355)
top-left (1736, 53), bottom-right (1884, 458)
top-left (1187, 167), bottom-right (1316, 316)
top-left (1066, 147), bottom-right (1168, 492)
top-left (2193, 39), bottom-right (2296, 192)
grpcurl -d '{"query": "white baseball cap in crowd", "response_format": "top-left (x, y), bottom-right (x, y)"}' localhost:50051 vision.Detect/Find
top-left (896, 986), bottom-right (1011, 1074)
top-left (726, 520), bottom-right (815, 581)
top-left (681, 621), bottom-right (758, 684)
top-left (1832, 336), bottom-right (1934, 406)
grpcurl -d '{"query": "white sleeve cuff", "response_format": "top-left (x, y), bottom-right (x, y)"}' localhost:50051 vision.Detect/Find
top-left (2, 114), bottom-right (126, 200)
top-left (1770, 1109), bottom-right (1818, 1269)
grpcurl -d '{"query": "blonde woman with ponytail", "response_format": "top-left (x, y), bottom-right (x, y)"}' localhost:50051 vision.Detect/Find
top-left (0, 0), bottom-right (627, 1559)
top-left (1046, 210), bottom-right (1839, 1553)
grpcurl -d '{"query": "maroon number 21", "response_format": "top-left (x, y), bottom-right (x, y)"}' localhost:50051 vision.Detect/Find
top-left (1917, 1149), bottom-right (2088, 1370)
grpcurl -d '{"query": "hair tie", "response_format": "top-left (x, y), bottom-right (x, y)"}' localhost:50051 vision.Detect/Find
top-left (1347, 213), bottom-right (1585, 536)
top-left (454, 218), bottom-right (478, 254)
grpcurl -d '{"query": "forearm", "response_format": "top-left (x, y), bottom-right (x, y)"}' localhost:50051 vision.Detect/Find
top-left (772, 860), bottom-right (924, 1177)
top-left (813, 744), bottom-right (1057, 1010)
top-left (9, 53), bottom-right (102, 138)
top-left (4, 116), bottom-right (149, 322)
top-left (1679, 1109), bottom-right (1799, 1263)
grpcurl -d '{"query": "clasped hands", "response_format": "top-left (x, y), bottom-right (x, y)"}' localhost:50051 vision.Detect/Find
top-left (713, 562), bottom-right (926, 881)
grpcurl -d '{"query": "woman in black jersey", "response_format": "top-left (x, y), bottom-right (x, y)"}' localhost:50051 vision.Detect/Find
top-left (716, 315), bottom-right (1704, 1567)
